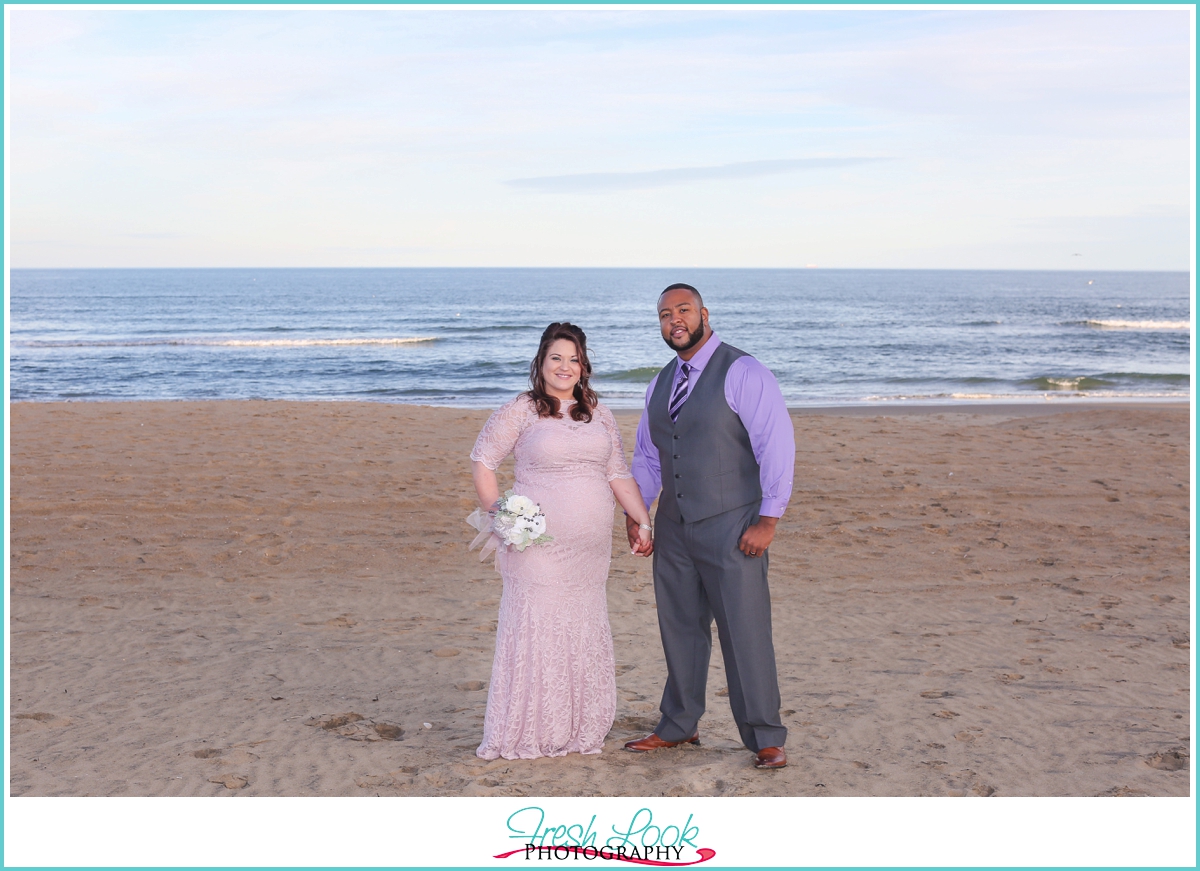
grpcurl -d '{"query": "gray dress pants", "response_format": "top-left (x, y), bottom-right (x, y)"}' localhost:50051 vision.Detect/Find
top-left (651, 501), bottom-right (787, 752)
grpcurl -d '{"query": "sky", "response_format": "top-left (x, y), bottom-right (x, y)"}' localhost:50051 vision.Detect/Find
top-left (6, 6), bottom-right (1194, 270)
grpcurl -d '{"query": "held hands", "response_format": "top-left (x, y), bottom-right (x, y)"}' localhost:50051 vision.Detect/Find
top-left (625, 514), bottom-right (654, 557)
top-left (738, 516), bottom-right (778, 558)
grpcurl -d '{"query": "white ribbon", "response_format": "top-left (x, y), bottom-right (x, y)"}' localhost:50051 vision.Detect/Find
top-left (465, 508), bottom-right (503, 567)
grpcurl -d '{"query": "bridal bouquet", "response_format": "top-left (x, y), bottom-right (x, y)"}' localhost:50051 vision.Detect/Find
top-left (490, 491), bottom-right (553, 551)
top-left (466, 490), bottom-right (553, 562)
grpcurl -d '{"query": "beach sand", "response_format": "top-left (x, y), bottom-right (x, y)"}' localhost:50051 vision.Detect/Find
top-left (8, 401), bottom-right (1191, 797)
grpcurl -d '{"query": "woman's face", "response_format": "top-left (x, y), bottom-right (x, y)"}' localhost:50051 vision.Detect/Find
top-left (541, 338), bottom-right (582, 401)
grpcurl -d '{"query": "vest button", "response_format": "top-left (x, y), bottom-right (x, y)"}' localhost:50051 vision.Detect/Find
top-left (673, 454), bottom-right (680, 459)
top-left (674, 474), bottom-right (681, 479)
top-left (677, 493), bottom-right (683, 498)
top-left (673, 435), bottom-right (679, 440)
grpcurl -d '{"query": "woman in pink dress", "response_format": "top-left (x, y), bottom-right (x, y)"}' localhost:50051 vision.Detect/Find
top-left (470, 322), bottom-right (653, 760)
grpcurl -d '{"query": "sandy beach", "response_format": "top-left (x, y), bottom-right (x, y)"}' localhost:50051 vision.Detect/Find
top-left (7, 400), bottom-right (1191, 797)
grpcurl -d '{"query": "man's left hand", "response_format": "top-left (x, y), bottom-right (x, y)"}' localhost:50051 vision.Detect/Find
top-left (738, 516), bottom-right (778, 558)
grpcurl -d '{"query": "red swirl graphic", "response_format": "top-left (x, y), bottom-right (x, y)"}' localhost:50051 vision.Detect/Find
top-left (493, 846), bottom-right (716, 866)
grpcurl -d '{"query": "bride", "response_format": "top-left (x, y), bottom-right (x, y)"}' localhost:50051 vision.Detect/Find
top-left (470, 322), bottom-right (653, 759)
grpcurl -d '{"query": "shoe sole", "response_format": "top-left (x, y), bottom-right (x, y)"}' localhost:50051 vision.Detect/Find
top-left (623, 737), bottom-right (700, 753)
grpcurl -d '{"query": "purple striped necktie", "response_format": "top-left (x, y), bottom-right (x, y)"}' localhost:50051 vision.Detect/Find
top-left (668, 362), bottom-right (691, 422)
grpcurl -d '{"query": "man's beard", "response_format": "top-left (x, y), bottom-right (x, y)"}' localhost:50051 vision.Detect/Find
top-left (663, 322), bottom-right (705, 353)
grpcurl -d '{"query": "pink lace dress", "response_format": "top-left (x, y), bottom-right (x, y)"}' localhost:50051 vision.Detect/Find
top-left (470, 396), bottom-right (632, 760)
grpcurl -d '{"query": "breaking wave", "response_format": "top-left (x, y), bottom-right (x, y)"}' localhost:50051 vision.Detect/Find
top-left (17, 336), bottom-right (439, 349)
top-left (1082, 319), bottom-right (1190, 330)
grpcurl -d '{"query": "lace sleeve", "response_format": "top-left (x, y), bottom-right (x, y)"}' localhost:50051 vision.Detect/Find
top-left (598, 405), bottom-right (634, 481)
top-left (471, 395), bottom-right (534, 470)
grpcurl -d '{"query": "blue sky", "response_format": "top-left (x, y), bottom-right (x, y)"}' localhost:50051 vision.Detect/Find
top-left (8, 7), bottom-right (1193, 269)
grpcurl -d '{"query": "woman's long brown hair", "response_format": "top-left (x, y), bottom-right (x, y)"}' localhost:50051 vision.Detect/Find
top-left (527, 322), bottom-right (598, 422)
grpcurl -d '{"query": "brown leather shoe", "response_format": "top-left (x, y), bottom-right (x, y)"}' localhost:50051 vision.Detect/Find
top-left (754, 746), bottom-right (787, 769)
top-left (623, 732), bottom-right (700, 752)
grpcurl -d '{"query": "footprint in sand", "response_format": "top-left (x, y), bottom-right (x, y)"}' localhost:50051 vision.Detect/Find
top-left (932, 710), bottom-right (959, 719)
top-left (305, 712), bottom-right (404, 741)
top-left (996, 673), bottom-right (1025, 684)
top-left (209, 774), bottom-right (249, 789)
top-left (1145, 749), bottom-right (1189, 771)
top-left (456, 680), bottom-right (486, 691)
top-left (356, 774), bottom-right (402, 790)
top-left (920, 690), bottom-right (953, 699)
top-left (433, 648), bottom-right (460, 657)
top-left (193, 748), bottom-right (224, 759)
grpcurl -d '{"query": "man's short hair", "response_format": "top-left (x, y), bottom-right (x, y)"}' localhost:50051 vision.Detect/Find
top-left (659, 283), bottom-right (703, 308)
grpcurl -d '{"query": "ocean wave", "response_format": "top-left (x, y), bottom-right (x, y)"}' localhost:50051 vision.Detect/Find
top-left (1024, 376), bottom-right (1115, 391)
top-left (16, 336), bottom-right (439, 349)
top-left (1081, 319), bottom-right (1191, 330)
top-left (1096, 372), bottom-right (1190, 384)
top-left (597, 366), bottom-right (662, 382)
top-left (1023, 373), bottom-right (1189, 391)
top-left (879, 376), bottom-right (1006, 385)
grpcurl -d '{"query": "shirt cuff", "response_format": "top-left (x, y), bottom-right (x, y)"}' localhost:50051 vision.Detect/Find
top-left (759, 497), bottom-right (789, 518)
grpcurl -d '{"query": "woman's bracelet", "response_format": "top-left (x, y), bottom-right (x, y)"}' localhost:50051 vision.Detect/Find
top-left (624, 511), bottom-right (652, 533)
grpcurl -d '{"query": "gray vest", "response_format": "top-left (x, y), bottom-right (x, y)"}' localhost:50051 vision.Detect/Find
top-left (649, 341), bottom-right (762, 524)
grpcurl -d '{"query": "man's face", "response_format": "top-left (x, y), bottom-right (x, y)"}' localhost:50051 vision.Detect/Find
top-left (658, 288), bottom-right (708, 354)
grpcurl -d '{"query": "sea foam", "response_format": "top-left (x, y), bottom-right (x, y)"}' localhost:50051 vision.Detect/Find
top-left (17, 337), bottom-right (438, 349)
top-left (1083, 319), bottom-right (1191, 330)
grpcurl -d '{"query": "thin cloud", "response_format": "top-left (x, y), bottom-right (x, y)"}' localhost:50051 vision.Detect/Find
top-left (507, 157), bottom-right (886, 193)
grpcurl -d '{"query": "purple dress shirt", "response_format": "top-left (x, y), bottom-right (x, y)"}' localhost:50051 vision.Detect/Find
top-left (632, 333), bottom-right (795, 518)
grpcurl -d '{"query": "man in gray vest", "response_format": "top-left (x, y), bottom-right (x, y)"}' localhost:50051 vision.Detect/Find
top-left (625, 283), bottom-right (795, 770)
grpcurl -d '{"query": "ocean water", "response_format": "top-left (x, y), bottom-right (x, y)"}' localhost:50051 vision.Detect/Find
top-left (7, 268), bottom-right (1191, 408)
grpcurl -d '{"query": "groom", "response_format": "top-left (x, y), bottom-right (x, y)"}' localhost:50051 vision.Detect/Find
top-left (625, 283), bottom-right (795, 770)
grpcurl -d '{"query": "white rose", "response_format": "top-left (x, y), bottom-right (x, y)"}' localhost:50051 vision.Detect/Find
top-left (506, 495), bottom-right (538, 518)
top-left (529, 515), bottom-right (546, 536)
